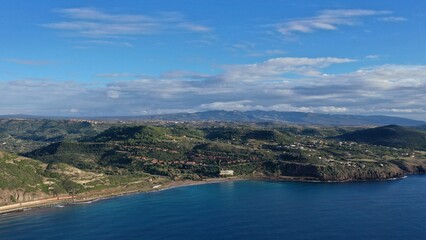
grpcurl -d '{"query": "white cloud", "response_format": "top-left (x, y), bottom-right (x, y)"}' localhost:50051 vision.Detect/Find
top-left (43, 8), bottom-right (211, 39)
top-left (1, 59), bottom-right (425, 120)
top-left (275, 9), bottom-right (390, 36)
top-left (219, 57), bottom-right (355, 82)
top-left (378, 16), bottom-right (407, 22)
top-left (198, 101), bottom-right (348, 114)
top-left (365, 55), bottom-right (381, 59)
top-left (65, 108), bottom-right (80, 113)
top-left (199, 100), bottom-right (261, 111)
top-left (107, 90), bottom-right (121, 99)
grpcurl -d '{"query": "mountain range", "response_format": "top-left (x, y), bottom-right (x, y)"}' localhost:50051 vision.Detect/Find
top-left (1, 111), bottom-right (425, 126)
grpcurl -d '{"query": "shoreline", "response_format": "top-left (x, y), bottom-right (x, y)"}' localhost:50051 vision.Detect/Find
top-left (71, 177), bottom-right (244, 204)
top-left (0, 174), bottom-right (420, 215)
top-left (0, 196), bottom-right (74, 215)
top-left (0, 177), bottom-right (242, 215)
top-left (250, 174), bottom-right (410, 183)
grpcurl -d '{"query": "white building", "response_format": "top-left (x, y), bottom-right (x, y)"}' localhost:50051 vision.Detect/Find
top-left (220, 170), bottom-right (234, 176)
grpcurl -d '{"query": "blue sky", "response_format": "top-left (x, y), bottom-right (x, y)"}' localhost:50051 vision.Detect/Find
top-left (1, 0), bottom-right (426, 119)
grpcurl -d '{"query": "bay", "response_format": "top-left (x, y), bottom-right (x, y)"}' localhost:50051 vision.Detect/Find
top-left (0, 176), bottom-right (425, 240)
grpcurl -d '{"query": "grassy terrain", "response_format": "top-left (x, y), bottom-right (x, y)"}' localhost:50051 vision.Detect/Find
top-left (0, 151), bottom-right (78, 196)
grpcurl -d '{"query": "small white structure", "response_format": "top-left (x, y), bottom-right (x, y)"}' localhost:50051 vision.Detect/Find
top-left (220, 170), bottom-right (234, 176)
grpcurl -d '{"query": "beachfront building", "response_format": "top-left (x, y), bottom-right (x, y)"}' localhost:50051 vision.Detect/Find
top-left (220, 170), bottom-right (234, 176)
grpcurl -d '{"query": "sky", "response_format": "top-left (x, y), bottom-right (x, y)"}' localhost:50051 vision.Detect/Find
top-left (1, 0), bottom-right (426, 120)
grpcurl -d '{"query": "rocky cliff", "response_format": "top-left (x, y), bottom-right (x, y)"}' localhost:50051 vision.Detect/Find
top-left (0, 189), bottom-right (49, 205)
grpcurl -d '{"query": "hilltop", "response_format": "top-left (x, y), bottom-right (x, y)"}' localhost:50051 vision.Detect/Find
top-left (27, 124), bottom-right (426, 183)
top-left (0, 118), bottom-right (113, 153)
top-left (337, 125), bottom-right (426, 150)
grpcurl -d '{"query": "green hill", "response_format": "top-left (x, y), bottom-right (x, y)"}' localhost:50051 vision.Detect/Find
top-left (17, 124), bottom-right (426, 183)
top-left (0, 119), bottom-right (111, 153)
top-left (91, 126), bottom-right (169, 142)
top-left (205, 127), bottom-right (293, 143)
top-left (0, 151), bottom-right (88, 205)
top-left (27, 142), bottom-right (116, 169)
top-left (337, 125), bottom-right (426, 150)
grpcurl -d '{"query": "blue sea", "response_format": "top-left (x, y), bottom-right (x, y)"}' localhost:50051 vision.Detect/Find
top-left (1, 176), bottom-right (426, 240)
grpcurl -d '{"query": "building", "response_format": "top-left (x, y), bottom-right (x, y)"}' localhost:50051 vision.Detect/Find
top-left (220, 170), bottom-right (234, 176)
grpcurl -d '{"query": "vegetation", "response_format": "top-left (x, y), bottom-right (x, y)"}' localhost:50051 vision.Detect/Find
top-left (0, 119), bottom-right (112, 153)
top-left (337, 125), bottom-right (426, 150)
top-left (24, 121), bottom-right (426, 181)
top-left (1, 119), bottom-right (426, 205)
top-left (0, 152), bottom-right (82, 195)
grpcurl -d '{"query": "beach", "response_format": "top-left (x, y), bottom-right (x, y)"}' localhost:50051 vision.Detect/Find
top-left (0, 177), bottom-right (241, 215)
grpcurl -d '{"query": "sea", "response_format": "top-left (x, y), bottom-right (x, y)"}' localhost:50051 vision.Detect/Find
top-left (0, 176), bottom-right (425, 240)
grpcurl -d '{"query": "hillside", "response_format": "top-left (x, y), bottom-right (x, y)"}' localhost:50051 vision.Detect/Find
top-left (27, 124), bottom-right (426, 182)
top-left (337, 125), bottom-right (426, 150)
top-left (0, 119), bottom-right (112, 153)
top-left (0, 150), bottom-right (169, 207)
top-left (0, 151), bottom-right (80, 205)
top-left (2, 121), bottom-right (426, 208)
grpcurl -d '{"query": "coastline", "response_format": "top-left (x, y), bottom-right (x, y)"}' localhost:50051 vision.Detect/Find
top-left (0, 196), bottom-right (74, 215)
top-left (250, 174), bottom-right (410, 183)
top-left (0, 173), bottom-right (420, 215)
top-left (0, 177), bottom-right (242, 215)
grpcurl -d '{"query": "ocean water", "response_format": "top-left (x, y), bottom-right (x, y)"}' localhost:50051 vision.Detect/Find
top-left (1, 176), bottom-right (426, 240)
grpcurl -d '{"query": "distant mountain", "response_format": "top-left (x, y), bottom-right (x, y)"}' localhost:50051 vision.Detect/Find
top-left (0, 114), bottom-right (70, 120)
top-left (96, 110), bottom-right (425, 126)
top-left (336, 125), bottom-right (426, 150)
top-left (0, 114), bottom-right (44, 119)
top-left (1, 111), bottom-right (425, 126)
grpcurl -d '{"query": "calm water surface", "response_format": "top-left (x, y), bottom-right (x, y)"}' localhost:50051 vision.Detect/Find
top-left (1, 176), bottom-right (425, 240)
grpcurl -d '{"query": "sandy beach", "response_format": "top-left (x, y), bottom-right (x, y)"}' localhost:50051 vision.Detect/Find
top-left (0, 177), bottom-right (241, 215)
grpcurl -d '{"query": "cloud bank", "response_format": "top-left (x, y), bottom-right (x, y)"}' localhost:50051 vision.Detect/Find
top-left (1, 57), bottom-right (425, 120)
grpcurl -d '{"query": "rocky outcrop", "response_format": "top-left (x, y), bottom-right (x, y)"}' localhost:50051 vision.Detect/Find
top-left (262, 161), bottom-right (322, 179)
top-left (388, 160), bottom-right (426, 174)
top-left (262, 161), bottom-right (408, 182)
top-left (0, 189), bottom-right (49, 206)
top-left (316, 164), bottom-right (404, 181)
